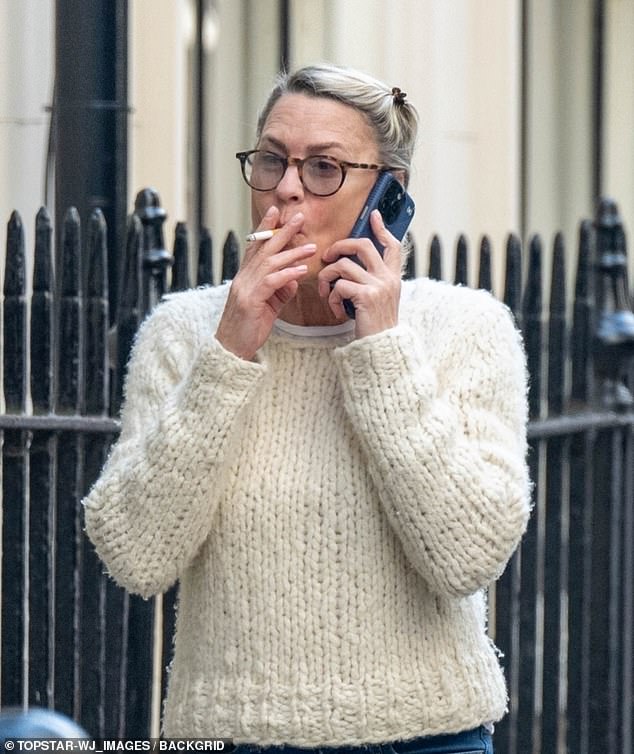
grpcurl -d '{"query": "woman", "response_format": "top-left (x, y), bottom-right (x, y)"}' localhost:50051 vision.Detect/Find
top-left (84, 63), bottom-right (530, 754)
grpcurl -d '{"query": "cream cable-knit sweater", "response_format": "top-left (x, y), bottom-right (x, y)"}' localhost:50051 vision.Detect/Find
top-left (83, 276), bottom-right (530, 745)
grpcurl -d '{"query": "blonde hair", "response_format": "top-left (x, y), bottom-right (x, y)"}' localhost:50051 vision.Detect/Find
top-left (256, 63), bottom-right (418, 186)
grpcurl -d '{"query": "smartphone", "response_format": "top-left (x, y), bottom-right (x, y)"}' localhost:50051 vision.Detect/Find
top-left (338, 172), bottom-right (415, 318)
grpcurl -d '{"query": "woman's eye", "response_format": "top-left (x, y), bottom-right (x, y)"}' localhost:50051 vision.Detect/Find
top-left (310, 158), bottom-right (339, 175)
top-left (257, 153), bottom-right (283, 171)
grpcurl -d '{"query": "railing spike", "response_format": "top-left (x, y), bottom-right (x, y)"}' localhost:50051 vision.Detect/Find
top-left (197, 227), bottom-right (213, 286)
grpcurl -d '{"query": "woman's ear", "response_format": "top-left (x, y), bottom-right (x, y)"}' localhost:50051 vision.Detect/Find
top-left (391, 169), bottom-right (407, 188)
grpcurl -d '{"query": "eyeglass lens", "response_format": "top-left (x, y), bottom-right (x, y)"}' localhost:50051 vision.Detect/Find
top-left (245, 152), bottom-right (344, 196)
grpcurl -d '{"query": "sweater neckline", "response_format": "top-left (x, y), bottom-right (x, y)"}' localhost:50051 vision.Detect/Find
top-left (273, 319), bottom-right (355, 338)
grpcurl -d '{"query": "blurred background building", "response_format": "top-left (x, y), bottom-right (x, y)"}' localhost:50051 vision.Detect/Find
top-left (3, 3), bottom-right (634, 745)
top-left (1, 0), bottom-right (633, 297)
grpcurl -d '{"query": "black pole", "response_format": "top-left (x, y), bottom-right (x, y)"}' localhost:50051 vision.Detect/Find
top-left (519, 0), bottom-right (529, 241)
top-left (592, 0), bottom-right (604, 204)
top-left (280, 0), bottom-right (290, 72)
top-left (194, 0), bottom-right (205, 238)
top-left (54, 0), bottom-right (128, 318)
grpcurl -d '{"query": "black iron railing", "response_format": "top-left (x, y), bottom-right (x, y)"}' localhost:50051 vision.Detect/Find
top-left (2, 189), bottom-right (634, 753)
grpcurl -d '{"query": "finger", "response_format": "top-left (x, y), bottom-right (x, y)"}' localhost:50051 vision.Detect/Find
top-left (243, 206), bottom-right (280, 260)
top-left (270, 279), bottom-right (300, 310)
top-left (247, 211), bottom-right (305, 260)
top-left (322, 236), bottom-right (378, 266)
top-left (317, 258), bottom-right (371, 294)
top-left (317, 262), bottom-right (349, 300)
top-left (257, 204), bottom-right (279, 231)
top-left (244, 243), bottom-right (314, 293)
top-left (326, 211), bottom-right (400, 273)
top-left (326, 277), bottom-right (358, 319)
top-left (261, 243), bottom-right (316, 274)
top-left (369, 209), bottom-right (402, 273)
top-left (324, 235), bottom-right (391, 274)
top-left (259, 263), bottom-right (309, 300)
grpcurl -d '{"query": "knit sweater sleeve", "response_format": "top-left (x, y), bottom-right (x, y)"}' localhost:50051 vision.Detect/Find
top-left (332, 285), bottom-right (531, 598)
top-left (83, 290), bottom-right (266, 598)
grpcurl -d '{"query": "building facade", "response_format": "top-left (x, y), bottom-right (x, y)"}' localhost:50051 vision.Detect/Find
top-left (1, 0), bottom-right (633, 295)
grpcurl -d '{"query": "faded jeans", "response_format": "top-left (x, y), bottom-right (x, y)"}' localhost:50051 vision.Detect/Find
top-left (232, 726), bottom-right (493, 754)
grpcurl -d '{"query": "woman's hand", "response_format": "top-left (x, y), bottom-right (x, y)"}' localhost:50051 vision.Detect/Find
top-left (215, 207), bottom-right (316, 360)
top-left (317, 210), bottom-right (402, 339)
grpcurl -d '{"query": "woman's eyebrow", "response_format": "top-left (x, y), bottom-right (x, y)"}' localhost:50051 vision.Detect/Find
top-left (258, 136), bottom-right (347, 155)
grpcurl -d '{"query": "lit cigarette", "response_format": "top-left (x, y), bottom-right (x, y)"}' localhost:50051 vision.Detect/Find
top-left (246, 229), bottom-right (280, 242)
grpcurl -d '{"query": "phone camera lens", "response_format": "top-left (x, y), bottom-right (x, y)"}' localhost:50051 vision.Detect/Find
top-left (379, 182), bottom-right (404, 225)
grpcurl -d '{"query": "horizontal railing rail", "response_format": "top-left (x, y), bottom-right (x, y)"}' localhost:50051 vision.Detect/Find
top-left (3, 407), bottom-right (634, 440)
top-left (0, 415), bottom-right (121, 433)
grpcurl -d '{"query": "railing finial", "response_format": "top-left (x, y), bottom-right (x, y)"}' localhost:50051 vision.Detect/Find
top-left (594, 197), bottom-right (634, 409)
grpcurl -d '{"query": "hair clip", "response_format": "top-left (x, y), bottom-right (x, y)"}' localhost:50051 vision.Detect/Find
top-left (391, 87), bottom-right (407, 105)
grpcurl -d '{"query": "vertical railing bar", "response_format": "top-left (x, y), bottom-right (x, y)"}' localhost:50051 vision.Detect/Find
top-left (503, 234), bottom-right (523, 326)
top-left (2, 210), bottom-right (30, 709)
top-left (607, 429), bottom-right (624, 753)
top-left (85, 210), bottom-right (110, 417)
top-left (570, 428), bottom-right (594, 754)
top-left (593, 198), bottom-right (634, 411)
top-left (585, 406), bottom-right (634, 754)
top-left (28, 206), bottom-right (57, 710)
top-left (542, 233), bottom-right (567, 753)
top-left (493, 548), bottom-right (521, 754)
top-left (32, 207), bottom-right (55, 412)
top-left (197, 227), bottom-right (213, 286)
top-left (136, 188), bottom-right (171, 313)
top-left (517, 234), bottom-right (544, 753)
top-left (567, 218), bottom-right (597, 754)
top-left (107, 211), bottom-right (143, 735)
top-left (588, 427), bottom-right (617, 753)
top-left (112, 214), bottom-right (142, 416)
top-left (221, 231), bottom-right (240, 283)
top-left (54, 206), bottom-right (85, 722)
top-left (621, 424), bottom-right (634, 752)
top-left (80, 208), bottom-right (111, 737)
top-left (57, 208), bottom-right (85, 415)
top-left (570, 221), bottom-right (595, 406)
top-left (170, 222), bottom-right (190, 293)
top-left (523, 236), bottom-right (543, 419)
top-left (454, 233), bottom-right (468, 286)
top-left (428, 235), bottom-right (442, 282)
top-left (3, 211), bottom-right (28, 411)
top-left (160, 589), bottom-right (177, 721)
top-left (547, 234), bottom-right (567, 416)
top-left (477, 235), bottom-right (492, 292)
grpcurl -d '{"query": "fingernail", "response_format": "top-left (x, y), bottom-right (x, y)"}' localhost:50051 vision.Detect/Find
top-left (291, 212), bottom-right (304, 223)
top-left (265, 206), bottom-right (277, 218)
top-left (302, 244), bottom-right (317, 252)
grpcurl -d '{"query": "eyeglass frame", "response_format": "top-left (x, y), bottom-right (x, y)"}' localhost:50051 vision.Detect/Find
top-left (235, 149), bottom-right (395, 197)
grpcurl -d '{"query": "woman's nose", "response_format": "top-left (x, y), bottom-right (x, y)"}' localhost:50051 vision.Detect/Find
top-left (275, 164), bottom-right (304, 202)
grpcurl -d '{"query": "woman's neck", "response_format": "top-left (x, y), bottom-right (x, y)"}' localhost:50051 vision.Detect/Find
top-left (278, 279), bottom-right (349, 327)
